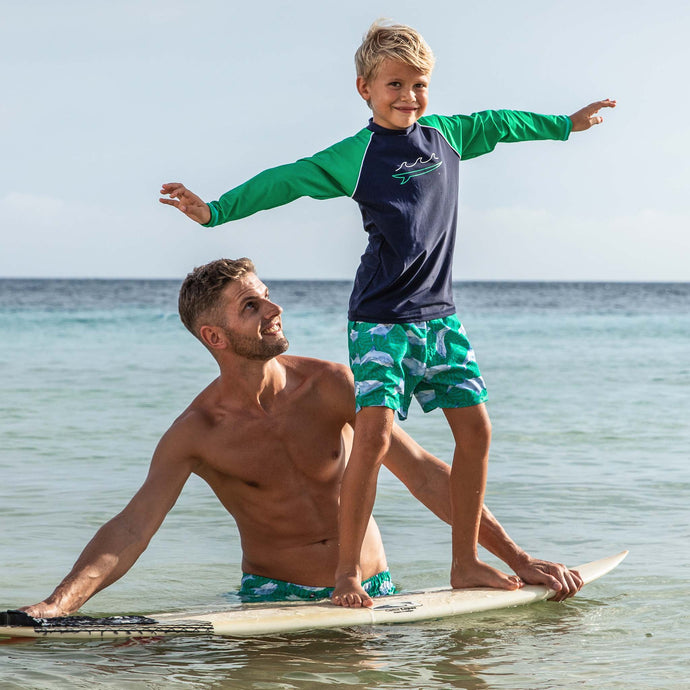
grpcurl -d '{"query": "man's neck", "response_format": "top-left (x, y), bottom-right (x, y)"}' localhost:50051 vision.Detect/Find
top-left (217, 355), bottom-right (288, 412)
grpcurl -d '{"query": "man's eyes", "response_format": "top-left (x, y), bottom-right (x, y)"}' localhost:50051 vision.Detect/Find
top-left (244, 294), bottom-right (268, 311)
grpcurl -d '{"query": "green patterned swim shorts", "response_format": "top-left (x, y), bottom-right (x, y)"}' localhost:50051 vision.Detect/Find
top-left (238, 569), bottom-right (397, 602)
top-left (348, 314), bottom-right (487, 420)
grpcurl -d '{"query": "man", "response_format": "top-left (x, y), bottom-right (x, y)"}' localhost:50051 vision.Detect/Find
top-left (22, 258), bottom-right (581, 617)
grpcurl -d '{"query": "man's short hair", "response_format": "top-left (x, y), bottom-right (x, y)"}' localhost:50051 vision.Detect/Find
top-left (178, 258), bottom-right (256, 338)
top-left (354, 19), bottom-right (435, 82)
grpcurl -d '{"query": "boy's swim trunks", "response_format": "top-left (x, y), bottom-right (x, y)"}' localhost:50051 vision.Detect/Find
top-left (348, 314), bottom-right (487, 419)
top-left (238, 569), bottom-right (397, 602)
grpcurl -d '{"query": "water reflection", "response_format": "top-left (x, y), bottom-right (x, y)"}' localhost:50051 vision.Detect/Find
top-left (2, 600), bottom-right (606, 690)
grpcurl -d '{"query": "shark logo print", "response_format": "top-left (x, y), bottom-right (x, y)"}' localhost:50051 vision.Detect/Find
top-left (392, 153), bottom-right (443, 185)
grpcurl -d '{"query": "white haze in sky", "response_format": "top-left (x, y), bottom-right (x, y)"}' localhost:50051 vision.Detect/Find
top-left (1, 0), bottom-right (688, 280)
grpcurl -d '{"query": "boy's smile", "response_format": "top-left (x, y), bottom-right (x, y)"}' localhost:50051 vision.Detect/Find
top-left (357, 59), bottom-right (430, 130)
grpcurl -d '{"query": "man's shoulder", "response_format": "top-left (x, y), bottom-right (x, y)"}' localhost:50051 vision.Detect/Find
top-left (280, 355), bottom-right (354, 403)
top-left (279, 355), bottom-right (355, 424)
top-left (164, 381), bottom-right (220, 440)
top-left (280, 355), bottom-right (352, 387)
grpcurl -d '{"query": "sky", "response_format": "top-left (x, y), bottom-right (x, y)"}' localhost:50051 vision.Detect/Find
top-left (1, 0), bottom-right (689, 281)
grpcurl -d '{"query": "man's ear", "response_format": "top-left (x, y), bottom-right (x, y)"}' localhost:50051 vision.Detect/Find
top-left (199, 324), bottom-right (227, 351)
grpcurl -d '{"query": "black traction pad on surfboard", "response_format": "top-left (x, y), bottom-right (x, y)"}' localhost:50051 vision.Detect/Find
top-left (1, 610), bottom-right (158, 628)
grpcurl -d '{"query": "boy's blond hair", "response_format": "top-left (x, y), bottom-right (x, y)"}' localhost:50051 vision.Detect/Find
top-left (354, 20), bottom-right (435, 81)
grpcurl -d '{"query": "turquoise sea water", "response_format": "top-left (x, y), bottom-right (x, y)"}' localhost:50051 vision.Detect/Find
top-left (1, 279), bottom-right (688, 689)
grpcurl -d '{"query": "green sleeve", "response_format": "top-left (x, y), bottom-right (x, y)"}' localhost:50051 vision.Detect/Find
top-left (420, 111), bottom-right (572, 161)
top-left (204, 129), bottom-right (372, 227)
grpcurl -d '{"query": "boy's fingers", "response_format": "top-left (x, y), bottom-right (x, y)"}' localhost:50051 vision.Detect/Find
top-left (591, 99), bottom-right (616, 113)
top-left (160, 183), bottom-right (187, 197)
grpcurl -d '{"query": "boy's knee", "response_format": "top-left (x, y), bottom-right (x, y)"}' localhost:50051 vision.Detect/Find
top-left (477, 414), bottom-right (492, 440)
top-left (358, 425), bottom-right (393, 457)
top-left (355, 408), bottom-right (395, 458)
top-left (445, 405), bottom-right (492, 443)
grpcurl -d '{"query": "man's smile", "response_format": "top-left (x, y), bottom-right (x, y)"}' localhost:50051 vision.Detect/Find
top-left (262, 319), bottom-right (282, 335)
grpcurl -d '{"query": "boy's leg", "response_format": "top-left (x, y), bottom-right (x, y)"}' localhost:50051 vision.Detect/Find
top-left (443, 404), bottom-right (522, 590)
top-left (332, 405), bottom-right (395, 608)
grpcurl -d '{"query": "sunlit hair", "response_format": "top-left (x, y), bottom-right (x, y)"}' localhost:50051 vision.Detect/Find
top-left (178, 257), bottom-right (256, 339)
top-left (354, 19), bottom-right (435, 82)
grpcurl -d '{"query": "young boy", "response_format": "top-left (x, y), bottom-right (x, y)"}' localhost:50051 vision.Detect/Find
top-left (160, 20), bottom-right (615, 608)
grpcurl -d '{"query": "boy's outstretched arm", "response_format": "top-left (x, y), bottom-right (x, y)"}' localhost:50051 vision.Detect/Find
top-left (569, 99), bottom-right (616, 132)
top-left (159, 183), bottom-right (211, 225)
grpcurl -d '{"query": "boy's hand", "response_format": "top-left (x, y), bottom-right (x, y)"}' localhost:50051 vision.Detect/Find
top-left (569, 99), bottom-right (616, 132)
top-left (159, 183), bottom-right (212, 225)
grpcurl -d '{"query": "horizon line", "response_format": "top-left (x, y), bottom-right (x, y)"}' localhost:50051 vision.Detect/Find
top-left (1, 276), bottom-right (688, 285)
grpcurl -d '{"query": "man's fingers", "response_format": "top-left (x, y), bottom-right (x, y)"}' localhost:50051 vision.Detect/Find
top-left (571, 568), bottom-right (583, 587)
top-left (568, 568), bottom-right (584, 593)
top-left (552, 568), bottom-right (583, 601)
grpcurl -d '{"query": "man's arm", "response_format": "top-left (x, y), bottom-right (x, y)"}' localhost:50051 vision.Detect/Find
top-left (382, 425), bottom-right (583, 600)
top-left (20, 424), bottom-right (197, 617)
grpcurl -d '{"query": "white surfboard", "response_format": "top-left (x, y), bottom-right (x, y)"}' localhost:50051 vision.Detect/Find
top-left (0, 551), bottom-right (627, 640)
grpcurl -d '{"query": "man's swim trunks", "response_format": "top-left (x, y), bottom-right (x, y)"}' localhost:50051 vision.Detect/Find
top-left (348, 314), bottom-right (488, 420)
top-left (238, 569), bottom-right (397, 602)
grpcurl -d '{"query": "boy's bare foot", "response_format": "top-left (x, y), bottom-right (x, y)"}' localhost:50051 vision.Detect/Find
top-left (331, 576), bottom-right (374, 608)
top-left (451, 559), bottom-right (523, 591)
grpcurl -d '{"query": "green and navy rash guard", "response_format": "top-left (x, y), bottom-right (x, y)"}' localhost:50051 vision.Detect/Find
top-left (204, 110), bottom-right (571, 322)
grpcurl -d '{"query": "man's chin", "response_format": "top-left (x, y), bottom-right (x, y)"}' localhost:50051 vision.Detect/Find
top-left (272, 337), bottom-right (290, 356)
top-left (249, 337), bottom-right (289, 361)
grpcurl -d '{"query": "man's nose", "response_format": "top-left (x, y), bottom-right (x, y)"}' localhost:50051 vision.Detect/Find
top-left (264, 299), bottom-right (282, 317)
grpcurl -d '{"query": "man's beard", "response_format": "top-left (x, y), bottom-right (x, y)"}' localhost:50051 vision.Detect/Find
top-left (222, 327), bottom-right (289, 361)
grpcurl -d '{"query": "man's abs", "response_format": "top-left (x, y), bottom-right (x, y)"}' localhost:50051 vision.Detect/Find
top-left (240, 520), bottom-right (388, 587)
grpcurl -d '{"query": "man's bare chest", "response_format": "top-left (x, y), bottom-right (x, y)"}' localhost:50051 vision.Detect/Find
top-left (198, 407), bottom-right (346, 489)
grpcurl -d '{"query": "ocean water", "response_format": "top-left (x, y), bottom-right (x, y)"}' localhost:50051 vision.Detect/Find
top-left (1, 279), bottom-right (688, 689)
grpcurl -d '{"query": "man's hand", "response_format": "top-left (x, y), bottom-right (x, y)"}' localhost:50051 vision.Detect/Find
top-left (513, 557), bottom-right (583, 602)
top-left (569, 99), bottom-right (616, 132)
top-left (19, 601), bottom-right (67, 619)
top-left (159, 183), bottom-right (212, 225)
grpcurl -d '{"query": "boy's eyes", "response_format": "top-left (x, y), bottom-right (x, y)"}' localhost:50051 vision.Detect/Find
top-left (387, 81), bottom-right (427, 89)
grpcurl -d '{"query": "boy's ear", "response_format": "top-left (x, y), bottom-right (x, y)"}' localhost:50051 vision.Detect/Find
top-left (356, 76), bottom-right (370, 103)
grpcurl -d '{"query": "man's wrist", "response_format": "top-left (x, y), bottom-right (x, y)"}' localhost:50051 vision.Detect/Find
top-left (501, 547), bottom-right (533, 574)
